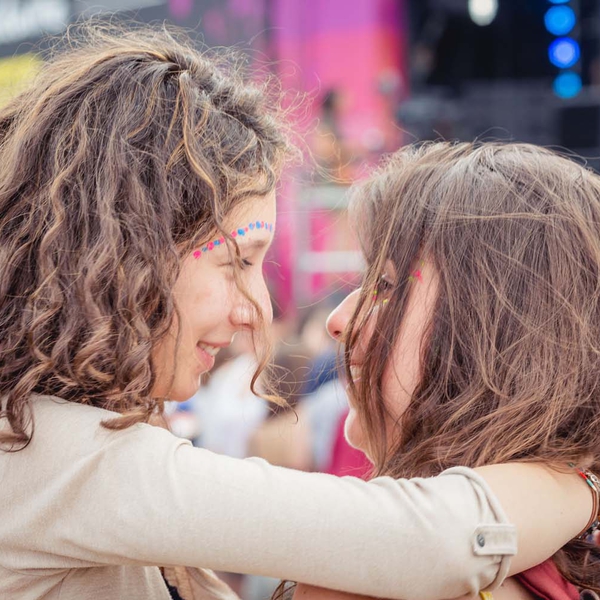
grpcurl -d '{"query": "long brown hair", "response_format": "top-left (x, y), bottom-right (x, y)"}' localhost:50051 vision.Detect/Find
top-left (346, 141), bottom-right (600, 590)
top-left (0, 22), bottom-right (293, 451)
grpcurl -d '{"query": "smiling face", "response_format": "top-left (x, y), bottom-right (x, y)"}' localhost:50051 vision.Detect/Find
top-left (326, 260), bottom-right (438, 459)
top-left (151, 192), bottom-right (276, 401)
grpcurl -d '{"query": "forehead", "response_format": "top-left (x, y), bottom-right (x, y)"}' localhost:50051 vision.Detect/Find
top-left (224, 191), bottom-right (276, 231)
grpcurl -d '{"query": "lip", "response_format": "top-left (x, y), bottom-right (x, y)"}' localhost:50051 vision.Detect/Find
top-left (198, 340), bottom-right (231, 349)
top-left (196, 344), bottom-right (216, 371)
top-left (195, 340), bottom-right (230, 372)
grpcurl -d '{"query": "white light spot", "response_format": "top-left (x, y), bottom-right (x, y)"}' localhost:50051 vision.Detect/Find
top-left (468, 0), bottom-right (498, 27)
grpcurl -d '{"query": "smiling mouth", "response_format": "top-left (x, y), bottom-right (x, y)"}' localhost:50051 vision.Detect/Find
top-left (197, 342), bottom-right (221, 357)
top-left (195, 342), bottom-right (223, 372)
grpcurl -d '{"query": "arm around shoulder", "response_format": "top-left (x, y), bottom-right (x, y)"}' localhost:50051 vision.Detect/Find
top-left (33, 419), bottom-right (524, 600)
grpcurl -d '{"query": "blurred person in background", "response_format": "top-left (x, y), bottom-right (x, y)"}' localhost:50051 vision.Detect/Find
top-left (309, 89), bottom-right (356, 185)
top-left (0, 21), bottom-right (594, 600)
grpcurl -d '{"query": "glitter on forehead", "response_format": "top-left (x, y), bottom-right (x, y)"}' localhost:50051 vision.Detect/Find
top-left (193, 221), bottom-right (274, 258)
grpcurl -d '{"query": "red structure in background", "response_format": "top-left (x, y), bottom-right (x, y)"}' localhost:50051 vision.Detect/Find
top-left (268, 0), bottom-right (408, 313)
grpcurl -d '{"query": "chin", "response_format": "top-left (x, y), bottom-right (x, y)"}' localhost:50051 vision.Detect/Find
top-left (164, 376), bottom-right (202, 403)
top-left (344, 409), bottom-right (368, 454)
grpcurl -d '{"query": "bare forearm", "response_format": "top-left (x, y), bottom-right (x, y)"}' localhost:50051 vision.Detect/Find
top-left (473, 462), bottom-right (591, 575)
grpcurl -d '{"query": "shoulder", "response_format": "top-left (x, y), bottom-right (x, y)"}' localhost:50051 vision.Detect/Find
top-left (11, 395), bottom-right (190, 468)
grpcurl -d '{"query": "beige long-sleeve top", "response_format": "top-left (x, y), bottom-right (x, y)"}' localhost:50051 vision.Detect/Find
top-left (0, 395), bottom-right (517, 600)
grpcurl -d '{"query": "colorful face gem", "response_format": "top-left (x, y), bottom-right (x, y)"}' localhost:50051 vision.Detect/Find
top-left (408, 267), bottom-right (424, 283)
top-left (192, 221), bottom-right (275, 258)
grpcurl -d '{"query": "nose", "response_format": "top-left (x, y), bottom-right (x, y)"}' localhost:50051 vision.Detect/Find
top-left (231, 272), bottom-right (273, 331)
top-left (326, 289), bottom-right (361, 341)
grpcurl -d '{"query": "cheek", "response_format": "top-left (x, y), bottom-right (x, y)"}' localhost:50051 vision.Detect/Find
top-left (381, 330), bottom-right (423, 430)
top-left (382, 362), bottom-right (413, 421)
top-left (175, 263), bottom-right (232, 331)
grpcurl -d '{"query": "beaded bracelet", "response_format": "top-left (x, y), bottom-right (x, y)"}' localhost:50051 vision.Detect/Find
top-left (569, 463), bottom-right (600, 539)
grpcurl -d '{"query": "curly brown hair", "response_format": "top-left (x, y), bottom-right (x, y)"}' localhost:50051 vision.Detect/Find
top-left (0, 22), bottom-right (294, 451)
top-left (346, 141), bottom-right (600, 591)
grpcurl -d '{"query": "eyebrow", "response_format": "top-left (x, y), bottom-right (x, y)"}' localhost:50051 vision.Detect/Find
top-left (236, 238), bottom-right (271, 252)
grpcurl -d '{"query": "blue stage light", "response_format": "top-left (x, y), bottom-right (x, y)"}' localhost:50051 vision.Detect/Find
top-left (553, 71), bottom-right (582, 98)
top-left (548, 37), bottom-right (580, 68)
top-left (548, 0), bottom-right (571, 4)
top-left (545, 6), bottom-right (576, 36)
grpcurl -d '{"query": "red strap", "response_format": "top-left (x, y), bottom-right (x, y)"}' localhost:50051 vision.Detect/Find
top-left (514, 560), bottom-right (579, 600)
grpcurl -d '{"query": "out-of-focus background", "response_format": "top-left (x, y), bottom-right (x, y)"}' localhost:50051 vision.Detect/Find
top-left (2, 0), bottom-right (597, 596)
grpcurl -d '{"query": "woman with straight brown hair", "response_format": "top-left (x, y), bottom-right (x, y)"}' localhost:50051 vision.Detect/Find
top-left (0, 24), bottom-right (594, 600)
top-left (295, 141), bottom-right (600, 600)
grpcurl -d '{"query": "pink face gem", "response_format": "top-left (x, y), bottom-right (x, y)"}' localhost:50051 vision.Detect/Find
top-left (193, 250), bottom-right (201, 259)
top-left (408, 269), bottom-right (423, 283)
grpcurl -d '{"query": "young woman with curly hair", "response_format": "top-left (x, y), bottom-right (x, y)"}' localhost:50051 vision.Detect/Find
top-left (0, 25), bottom-right (593, 600)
